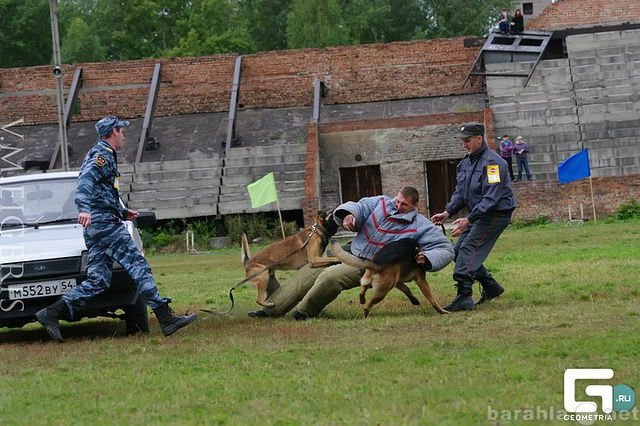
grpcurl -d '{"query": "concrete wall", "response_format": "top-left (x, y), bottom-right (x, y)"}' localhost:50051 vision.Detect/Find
top-left (568, 30), bottom-right (640, 177)
top-left (517, 0), bottom-right (554, 24)
top-left (312, 111), bottom-right (487, 221)
top-left (118, 144), bottom-right (306, 220)
top-left (487, 29), bottom-right (640, 182)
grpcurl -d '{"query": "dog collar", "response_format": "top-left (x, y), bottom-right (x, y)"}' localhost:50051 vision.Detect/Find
top-left (312, 222), bottom-right (329, 245)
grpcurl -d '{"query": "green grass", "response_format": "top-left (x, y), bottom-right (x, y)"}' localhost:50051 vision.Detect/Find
top-left (1, 219), bottom-right (639, 425)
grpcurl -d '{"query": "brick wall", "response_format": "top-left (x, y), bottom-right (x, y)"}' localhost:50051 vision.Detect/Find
top-left (0, 37), bottom-right (482, 126)
top-left (512, 175), bottom-right (640, 221)
top-left (527, 0), bottom-right (640, 31)
top-left (0, 56), bottom-right (237, 125)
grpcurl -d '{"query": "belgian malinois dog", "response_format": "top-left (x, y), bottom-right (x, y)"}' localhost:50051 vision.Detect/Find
top-left (241, 212), bottom-right (340, 308)
top-left (330, 238), bottom-right (448, 318)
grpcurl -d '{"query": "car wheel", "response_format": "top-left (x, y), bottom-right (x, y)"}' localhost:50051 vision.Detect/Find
top-left (124, 296), bottom-right (149, 335)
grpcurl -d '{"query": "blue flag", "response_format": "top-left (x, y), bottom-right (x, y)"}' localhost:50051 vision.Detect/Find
top-left (558, 149), bottom-right (591, 184)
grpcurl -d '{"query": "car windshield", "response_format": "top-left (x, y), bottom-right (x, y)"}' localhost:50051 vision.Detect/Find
top-left (0, 176), bottom-right (78, 227)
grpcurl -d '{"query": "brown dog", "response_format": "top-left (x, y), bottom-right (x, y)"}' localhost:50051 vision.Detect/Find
top-left (330, 239), bottom-right (448, 318)
top-left (241, 212), bottom-right (341, 308)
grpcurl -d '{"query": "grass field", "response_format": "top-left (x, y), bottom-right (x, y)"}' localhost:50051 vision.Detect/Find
top-left (1, 219), bottom-right (639, 425)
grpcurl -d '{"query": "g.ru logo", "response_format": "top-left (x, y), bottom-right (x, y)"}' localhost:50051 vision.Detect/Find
top-left (564, 369), bottom-right (636, 413)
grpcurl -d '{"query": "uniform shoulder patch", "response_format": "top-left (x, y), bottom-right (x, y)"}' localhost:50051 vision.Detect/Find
top-left (487, 164), bottom-right (501, 183)
top-left (95, 155), bottom-right (107, 167)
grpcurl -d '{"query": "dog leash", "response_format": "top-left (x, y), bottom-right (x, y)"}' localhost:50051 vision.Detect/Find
top-left (200, 223), bottom-right (321, 315)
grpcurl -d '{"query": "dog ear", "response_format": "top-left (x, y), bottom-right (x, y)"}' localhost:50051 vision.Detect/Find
top-left (324, 208), bottom-right (336, 218)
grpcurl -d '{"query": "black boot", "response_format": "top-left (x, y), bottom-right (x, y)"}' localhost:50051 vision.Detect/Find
top-left (444, 283), bottom-right (475, 312)
top-left (153, 302), bottom-right (197, 336)
top-left (291, 310), bottom-right (308, 321)
top-left (475, 282), bottom-right (505, 305)
top-left (35, 298), bottom-right (71, 343)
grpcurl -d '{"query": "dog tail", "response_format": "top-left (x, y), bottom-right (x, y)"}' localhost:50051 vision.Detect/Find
top-left (330, 241), bottom-right (379, 270)
top-left (241, 232), bottom-right (251, 265)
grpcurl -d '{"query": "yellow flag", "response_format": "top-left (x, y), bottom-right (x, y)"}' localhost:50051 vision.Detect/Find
top-left (247, 172), bottom-right (278, 208)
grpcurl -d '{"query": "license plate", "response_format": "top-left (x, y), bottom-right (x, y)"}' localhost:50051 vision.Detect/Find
top-left (7, 279), bottom-right (77, 300)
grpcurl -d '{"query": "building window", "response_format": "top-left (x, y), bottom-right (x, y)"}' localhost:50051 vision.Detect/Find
top-left (424, 160), bottom-right (460, 218)
top-left (339, 165), bottom-right (381, 203)
top-left (523, 3), bottom-right (534, 15)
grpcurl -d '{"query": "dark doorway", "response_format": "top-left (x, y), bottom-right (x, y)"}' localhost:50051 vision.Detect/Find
top-left (424, 160), bottom-right (460, 217)
top-left (339, 165), bottom-right (382, 202)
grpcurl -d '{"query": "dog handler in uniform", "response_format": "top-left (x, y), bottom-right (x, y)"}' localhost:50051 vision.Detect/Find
top-left (431, 123), bottom-right (516, 311)
top-left (36, 116), bottom-right (196, 342)
top-left (249, 187), bottom-right (454, 319)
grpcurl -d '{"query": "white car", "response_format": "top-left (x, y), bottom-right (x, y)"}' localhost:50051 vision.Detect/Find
top-left (0, 171), bottom-right (155, 336)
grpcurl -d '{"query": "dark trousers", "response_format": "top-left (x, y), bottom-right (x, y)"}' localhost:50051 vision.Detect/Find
top-left (503, 156), bottom-right (515, 180)
top-left (452, 210), bottom-right (512, 295)
top-left (517, 159), bottom-right (531, 180)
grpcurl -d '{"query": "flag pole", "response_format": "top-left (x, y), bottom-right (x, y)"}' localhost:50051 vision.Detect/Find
top-left (588, 176), bottom-right (597, 222)
top-left (276, 199), bottom-right (286, 239)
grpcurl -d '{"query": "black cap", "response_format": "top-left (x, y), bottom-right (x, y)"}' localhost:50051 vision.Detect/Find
top-left (455, 122), bottom-right (485, 139)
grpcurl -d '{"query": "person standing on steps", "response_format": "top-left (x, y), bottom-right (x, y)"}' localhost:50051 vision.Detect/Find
top-left (499, 134), bottom-right (515, 181)
top-left (36, 116), bottom-right (197, 342)
top-left (430, 122), bottom-right (516, 312)
top-left (514, 135), bottom-right (532, 181)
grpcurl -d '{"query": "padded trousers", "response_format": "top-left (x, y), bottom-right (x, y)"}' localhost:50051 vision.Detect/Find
top-left (261, 263), bottom-right (330, 317)
top-left (294, 263), bottom-right (363, 318)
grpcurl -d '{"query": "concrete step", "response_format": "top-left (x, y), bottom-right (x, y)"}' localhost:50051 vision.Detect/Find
top-left (222, 162), bottom-right (305, 176)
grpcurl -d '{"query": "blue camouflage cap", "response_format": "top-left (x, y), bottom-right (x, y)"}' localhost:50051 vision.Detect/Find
top-left (95, 116), bottom-right (130, 137)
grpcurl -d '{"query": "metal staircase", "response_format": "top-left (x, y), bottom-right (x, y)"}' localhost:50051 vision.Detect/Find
top-left (463, 30), bottom-right (553, 88)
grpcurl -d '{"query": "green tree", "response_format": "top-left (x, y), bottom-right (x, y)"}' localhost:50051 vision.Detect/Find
top-left (238, 0), bottom-right (291, 52)
top-left (59, 0), bottom-right (191, 61)
top-left (99, 0), bottom-right (175, 60)
top-left (418, 0), bottom-right (517, 39)
top-left (168, 0), bottom-right (254, 57)
top-left (341, 0), bottom-right (392, 44)
top-left (61, 17), bottom-right (106, 63)
top-left (285, 0), bottom-right (350, 49)
top-left (385, 0), bottom-right (426, 42)
top-left (0, 0), bottom-right (51, 68)
top-left (1, 0), bottom-right (521, 68)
